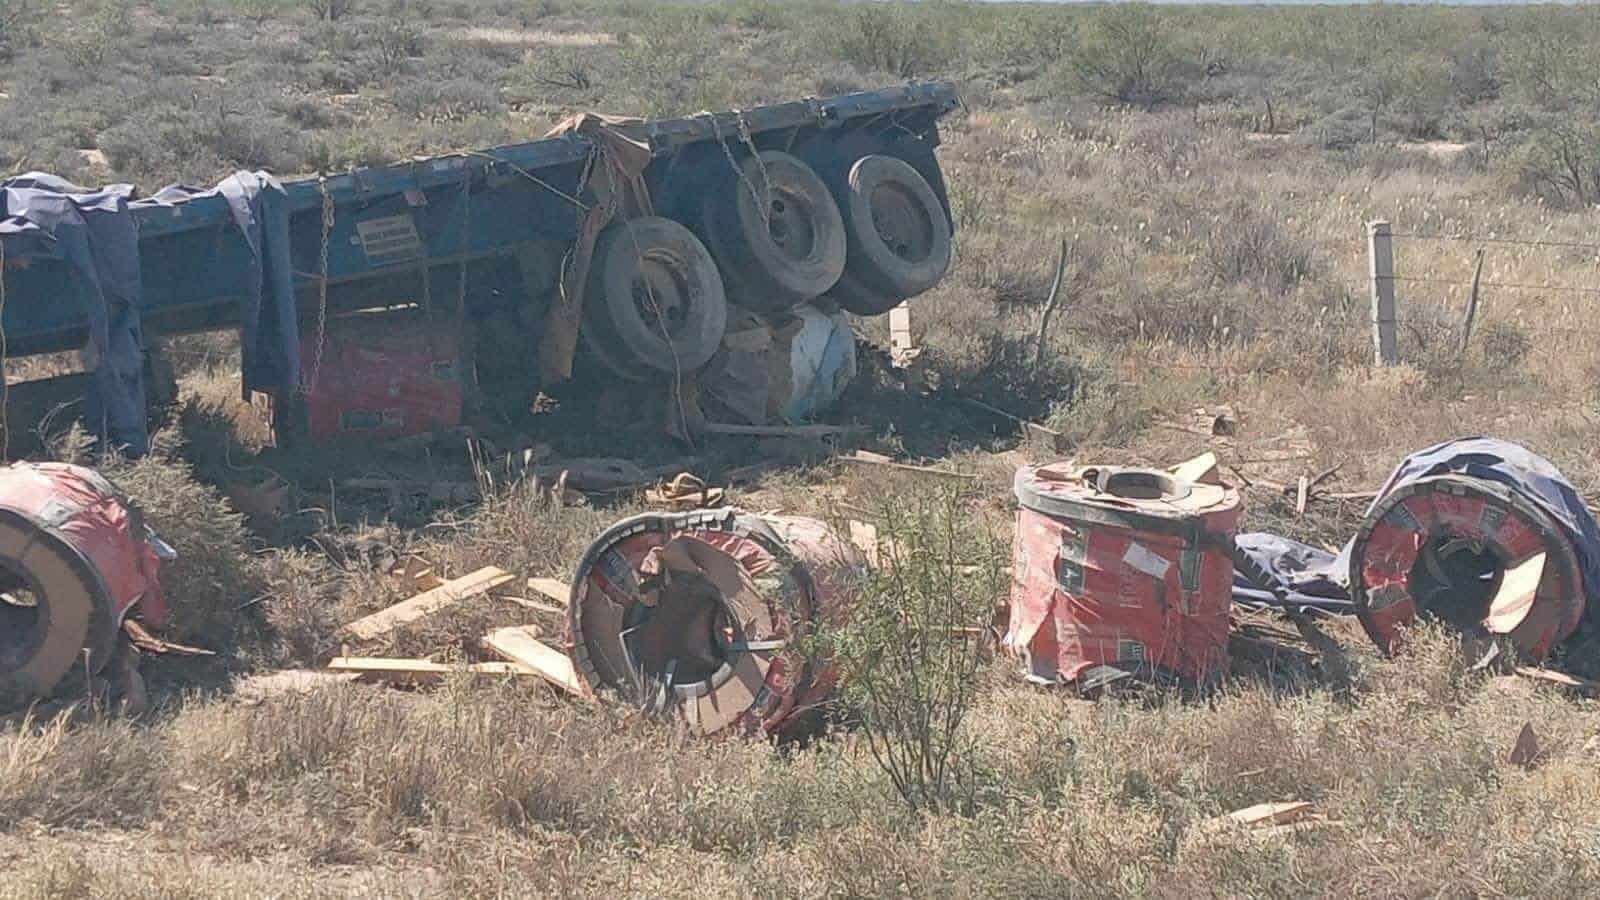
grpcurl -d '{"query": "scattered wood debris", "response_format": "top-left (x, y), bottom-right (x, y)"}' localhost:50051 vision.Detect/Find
top-left (527, 577), bottom-right (571, 606)
top-left (235, 669), bottom-right (358, 703)
top-left (952, 396), bottom-right (1064, 451)
top-left (482, 626), bottom-right (587, 697)
top-left (840, 450), bottom-right (977, 479)
top-left (122, 619), bottom-right (215, 657)
top-left (502, 595), bottom-right (564, 615)
top-left (329, 656), bottom-right (541, 686)
top-left (1515, 666), bottom-right (1600, 693)
top-left (1217, 801), bottom-right (1315, 829)
top-left (342, 566), bottom-right (515, 641)
top-left (888, 303), bottom-right (918, 368)
top-left (1171, 451), bottom-right (1222, 486)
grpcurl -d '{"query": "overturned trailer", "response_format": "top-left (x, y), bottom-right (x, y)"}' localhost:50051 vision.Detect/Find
top-left (0, 83), bottom-right (960, 452)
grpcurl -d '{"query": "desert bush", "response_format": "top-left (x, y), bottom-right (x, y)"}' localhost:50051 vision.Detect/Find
top-left (1202, 200), bottom-right (1317, 295)
top-left (836, 3), bottom-right (952, 80)
top-left (508, 45), bottom-right (598, 98)
top-left (57, 0), bottom-right (131, 68)
top-left (823, 486), bottom-right (1006, 814)
top-left (1506, 117), bottom-right (1600, 208)
top-left (0, 0), bottom-right (37, 60)
top-left (367, 18), bottom-right (425, 73)
top-left (305, 0), bottom-right (353, 21)
top-left (1068, 4), bottom-right (1187, 110)
top-left (229, 0), bottom-right (286, 24)
top-left (392, 77), bottom-right (500, 122)
top-left (1476, 319), bottom-right (1531, 369)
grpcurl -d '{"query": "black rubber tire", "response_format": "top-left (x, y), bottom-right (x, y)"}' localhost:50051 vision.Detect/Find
top-left (0, 508), bottom-right (110, 704)
top-left (584, 217), bottom-right (728, 376)
top-left (828, 268), bottom-right (902, 317)
top-left (838, 155), bottom-right (952, 300)
top-left (699, 151), bottom-right (846, 313)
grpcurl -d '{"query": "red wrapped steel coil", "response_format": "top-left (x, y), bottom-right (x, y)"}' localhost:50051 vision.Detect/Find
top-left (1349, 473), bottom-right (1586, 659)
top-left (1008, 463), bottom-right (1242, 688)
top-left (0, 462), bottom-right (167, 700)
top-left (566, 509), bottom-right (863, 737)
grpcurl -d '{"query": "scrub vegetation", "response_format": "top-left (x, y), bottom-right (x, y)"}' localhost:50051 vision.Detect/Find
top-left (4, 1), bottom-right (1600, 896)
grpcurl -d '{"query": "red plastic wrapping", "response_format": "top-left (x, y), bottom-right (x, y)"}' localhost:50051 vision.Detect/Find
top-left (1007, 464), bottom-right (1241, 687)
top-left (567, 510), bottom-right (862, 737)
top-left (299, 317), bottom-right (465, 443)
top-left (1351, 475), bottom-right (1585, 659)
top-left (0, 462), bottom-right (167, 627)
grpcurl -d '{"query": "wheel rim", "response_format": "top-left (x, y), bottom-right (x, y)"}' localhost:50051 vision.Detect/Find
top-left (631, 249), bottom-right (694, 341)
top-left (870, 181), bottom-right (935, 265)
top-left (765, 188), bottom-right (820, 264)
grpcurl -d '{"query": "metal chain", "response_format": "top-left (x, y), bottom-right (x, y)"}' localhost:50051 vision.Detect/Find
top-left (734, 111), bottom-right (773, 221)
top-left (301, 176), bottom-right (333, 395)
top-left (706, 112), bottom-right (769, 226)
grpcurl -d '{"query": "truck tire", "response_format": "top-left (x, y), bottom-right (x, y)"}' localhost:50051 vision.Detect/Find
top-left (838, 155), bottom-right (951, 301)
top-left (828, 268), bottom-right (902, 317)
top-left (586, 217), bottom-right (728, 375)
top-left (700, 151), bottom-right (846, 312)
top-left (0, 508), bottom-right (109, 704)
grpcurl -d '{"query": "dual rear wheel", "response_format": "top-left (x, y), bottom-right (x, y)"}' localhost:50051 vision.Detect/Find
top-left (579, 149), bottom-right (952, 377)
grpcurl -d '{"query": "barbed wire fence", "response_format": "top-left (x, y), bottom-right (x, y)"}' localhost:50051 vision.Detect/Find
top-left (1365, 222), bottom-right (1600, 366)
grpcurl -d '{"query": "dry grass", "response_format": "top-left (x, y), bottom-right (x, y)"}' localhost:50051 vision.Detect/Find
top-left (3, 2), bottom-right (1600, 895)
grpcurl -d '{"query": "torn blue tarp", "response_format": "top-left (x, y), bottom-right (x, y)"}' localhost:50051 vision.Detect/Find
top-left (144, 173), bottom-right (299, 401)
top-left (1232, 532), bottom-right (1352, 612)
top-left (1233, 438), bottom-right (1600, 625)
top-left (0, 174), bottom-right (148, 455)
top-left (0, 170), bottom-right (300, 456)
top-left (1365, 437), bottom-right (1600, 605)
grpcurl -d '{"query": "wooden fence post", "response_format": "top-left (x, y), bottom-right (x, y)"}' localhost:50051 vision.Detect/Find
top-left (1457, 247), bottom-right (1486, 360)
top-left (1368, 220), bottom-right (1399, 366)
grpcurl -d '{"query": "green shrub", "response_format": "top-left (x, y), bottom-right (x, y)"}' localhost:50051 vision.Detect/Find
top-left (836, 3), bottom-right (952, 80)
top-left (822, 486), bottom-right (1006, 815)
top-left (1068, 4), bottom-right (1187, 110)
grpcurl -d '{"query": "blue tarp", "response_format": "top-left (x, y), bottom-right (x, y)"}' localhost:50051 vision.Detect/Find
top-left (0, 171), bottom-right (299, 456)
top-left (1234, 438), bottom-right (1600, 621)
top-left (0, 174), bottom-right (148, 455)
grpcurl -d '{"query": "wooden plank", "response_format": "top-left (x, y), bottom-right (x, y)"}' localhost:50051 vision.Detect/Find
top-left (329, 656), bottom-right (540, 685)
top-left (342, 566), bottom-right (515, 641)
top-left (527, 577), bottom-right (571, 607)
top-left (502, 595), bottom-right (565, 615)
top-left (1171, 452), bottom-right (1221, 486)
top-left (1215, 801), bottom-right (1314, 830)
top-left (1515, 666), bottom-right (1600, 692)
top-left (889, 303), bottom-right (916, 367)
top-left (1295, 476), bottom-right (1309, 517)
top-left (839, 451), bottom-right (977, 480)
top-left (482, 626), bottom-right (587, 696)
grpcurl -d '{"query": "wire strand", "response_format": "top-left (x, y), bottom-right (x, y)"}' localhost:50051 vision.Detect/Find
top-left (1389, 232), bottom-right (1600, 252)
top-left (1388, 274), bottom-right (1600, 296)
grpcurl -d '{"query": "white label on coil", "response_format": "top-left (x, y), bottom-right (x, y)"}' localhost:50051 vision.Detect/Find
top-left (1122, 542), bottom-right (1171, 582)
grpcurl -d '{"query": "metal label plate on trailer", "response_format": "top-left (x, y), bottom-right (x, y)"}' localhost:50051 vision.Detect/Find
top-left (355, 214), bottom-right (424, 266)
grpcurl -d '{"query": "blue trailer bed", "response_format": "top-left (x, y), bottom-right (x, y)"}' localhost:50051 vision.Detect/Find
top-left (0, 81), bottom-right (961, 453)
